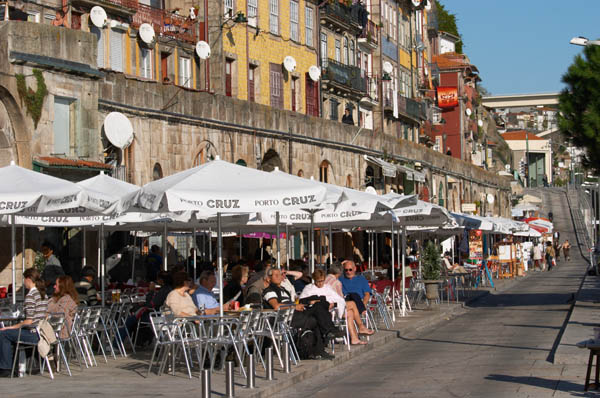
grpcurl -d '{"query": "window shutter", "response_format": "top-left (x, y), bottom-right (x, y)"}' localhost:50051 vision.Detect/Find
top-left (109, 29), bottom-right (123, 72)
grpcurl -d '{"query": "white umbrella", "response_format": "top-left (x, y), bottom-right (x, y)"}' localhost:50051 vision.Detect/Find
top-left (450, 212), bottom-right (495, 231)
top-left (138, 158), bottom-right (328, 316)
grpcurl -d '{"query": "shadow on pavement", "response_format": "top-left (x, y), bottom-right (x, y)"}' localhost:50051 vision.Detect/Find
top-left (469, 293), bottom-right (573, 308)
top-left (400, 336), bottom-right (549, 352)
top-left (484, 374), bottom-right (580, 394)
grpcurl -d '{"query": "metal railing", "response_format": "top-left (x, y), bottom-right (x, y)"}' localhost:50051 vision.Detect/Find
top-left (383, 91), bottom-right (426, 120)
top-left (359, 20), bottom-right (378, 45)
top-left (131, 4), bottom-right (198, 43)
top-left (322, 59), bottom-right (367, 92)
top-left (321, 2), bottom-right (361, 26)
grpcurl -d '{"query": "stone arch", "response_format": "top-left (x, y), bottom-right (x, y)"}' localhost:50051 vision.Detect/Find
top-left (192, 139), bottom-right (218, 167)
top-left (260, 148), bottom-right (284, 172)
top-left (297, 169), bottom-right (304, 177)
top-left (152, 162), bottom-right (163, 180)
top-left (0, 85), bottom-right (30, 166)
top-left (365, 165), bottom-right (375, 188)
top-left (319, 160), bottom-right (334, 184)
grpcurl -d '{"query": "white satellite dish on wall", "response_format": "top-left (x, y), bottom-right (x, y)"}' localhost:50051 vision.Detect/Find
top-left (308, 65), bottom-right (321, 81)
top-left (465, 108), bottom-right (472, 116)
top-left (477, 119), bottom-right (484, 127)
top-left (139, 23), bottom-right (155, 44)
top-left (383, 61), bottom-right (393, 74)
top-left (424, 0), bottom-right (431, 11)
top-left (487, 193), bottom-right (495, 205)
top-left (195, 41), bottom-right (211, 59)
top-left (104, 112), bottom-right (134, 150)
top-left (90, 6), bottom-right (107, 28)
top-left (411, 0), bottom-right (422, 7)
top-left (283, 56), bottom-right (297, 72)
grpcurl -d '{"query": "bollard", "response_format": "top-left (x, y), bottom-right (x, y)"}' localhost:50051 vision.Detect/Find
top-left (283, 343), bottom-right (291, 374)
top-left (266, 347), bottom-right (274, 380)
top-left (225, 361), bottom-right (235, 397)
top-left (246, 354), bottom-right (255, 389)
top-left (201, 369), bottom-right (211, 398)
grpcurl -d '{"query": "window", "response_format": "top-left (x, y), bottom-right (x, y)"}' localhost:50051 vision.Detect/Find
top-left (269, 63), bottom-right (283, 109)
top-left (109, 29), bottom-right (124, 72)
top-left (291, 77), bottom-right (298, 112)
top-left (305, 73), bottom-right (319, 117)
top-left (343, 37), bottom-right (348, 65)
top-left (320, 33), bottom-right (327, 67)
top-left (27, 11), bottom-right (40, 22)
top-left (90, 26), bottom-right (104, 68)
top-left (305, 7), bottom-right (313, 47)
top-left (290, 0), bottom-right (299, 42)
top-left (269, 0), bottom-right (278, 35)
top-left (53, 97), bottom-right (73, 155)
top-left (140, 48), bottom-right (152, 79)
top-left (335, 39), bottom-right (341, 62)
top-left (44, 13), bottom-right (55, 24)
top-left (247, 0), bottom-right (257, 27)
top-left (392, 7), bottom-right (397, 40)
top-left (349, 40), bottom-right (355, 66)
top-left (224, 0), bottom-right (233, 18)
top-left (330, 98), bottom-right (339, 121)
top-left (161, 52), bottom-right (169, 82)
top-left (153, 163), bottom-right (163, 180)
top-left (319, 161), bottom-right (329, 183)
top-left (179, 57), bottom-right (191, 88)
top-left (225, 59), bottom-right (233, 97)
top-left (248, 66), bottom-right (256, 102)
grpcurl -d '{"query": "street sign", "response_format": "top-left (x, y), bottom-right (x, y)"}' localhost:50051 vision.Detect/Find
top-left (462, 203), bottom-right (477, 213)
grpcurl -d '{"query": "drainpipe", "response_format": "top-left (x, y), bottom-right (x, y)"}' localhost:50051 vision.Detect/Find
top-left (204, 0), bottom-right (210, 91)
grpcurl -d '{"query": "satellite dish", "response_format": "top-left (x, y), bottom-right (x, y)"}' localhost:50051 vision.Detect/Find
top-left (477, 119), bottom-right (484, 127)
top-left (283, 56), bottom-right (297, 72)
top-left (90, 6), bottom-right (107, 28)
top-left (195, 41), bottom-right (211, 59)
top-left (465, 108), bottom-right (472, 116)
top-left (365, 186), bottom-right (377, 195)
top-left (383, 61), bottom-right (393, 74)
top-left (139, 23), bottom-right (155, 45)
top-left (411, 0), bottom-right (422, 7)
top-left (308, 65), bottom-right (321, 81)
top-left (424, 0), bottom-right (431, 11)
top-left (104, 112), bottom-right (134, 150)
top-left (487, 193), bottom-right (495, 205)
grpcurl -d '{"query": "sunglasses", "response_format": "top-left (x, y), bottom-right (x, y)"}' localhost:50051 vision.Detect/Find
top-left (343, 268), bottom-right (353, 272)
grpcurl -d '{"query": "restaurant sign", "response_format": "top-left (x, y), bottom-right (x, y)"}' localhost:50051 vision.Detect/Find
top-left (437, 86), bottom-right (458, 109)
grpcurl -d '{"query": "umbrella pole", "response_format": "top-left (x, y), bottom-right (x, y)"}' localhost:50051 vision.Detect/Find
top-left (11, 215), bottom-right (16, 305)
top-left (97, 231), bottom-right (101, 279)
top-left (163, 222), bottom-right (168, 271)
top-left (401, 227), bottom-right (406, 317)
top-left (217, 213), bottom-right (224, 317)
top-left (239, 230), bottom-right (242, 260)
top-left (131, 231), bottom-right (137, 282)
top-left (328, 223), bottom-right (333, 270)
top-left (21, 225), bottom-right (26, 301)
top-left (276, 211), bottom-right (281, 269)
top-left (285, 224), bottom-right (290, 267)
top-left (100, 223), bottom-right (105, 307)
top-left (310, 212), bottom-right (315, 274)
top-left (209, 228), bottom-right (212, 263)
top-left (193, 229), bottom-right (197, 281)
top-left (390, 218), bottom-right (395, 322)
top-left (82, 227), bottom-right (87, 267)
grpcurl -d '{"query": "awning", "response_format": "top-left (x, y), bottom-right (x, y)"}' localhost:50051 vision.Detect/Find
top-left (397, 164), bottom-right (426, 182)
top-left (365, 155), bottom-right (397, 178)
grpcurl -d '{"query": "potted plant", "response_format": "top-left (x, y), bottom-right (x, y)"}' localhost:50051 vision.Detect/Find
top-left (422, 241), bottom-right (442, 304)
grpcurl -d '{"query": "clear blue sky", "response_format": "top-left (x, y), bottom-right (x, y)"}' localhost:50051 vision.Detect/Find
top-left (442, 1), bottom-right (600, 96)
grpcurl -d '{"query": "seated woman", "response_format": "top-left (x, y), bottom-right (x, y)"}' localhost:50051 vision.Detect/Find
top-left (0, 269), bottom-right (49, 377)
top-left (301, 270), bottom-right (368, 345)
top-left (325, 265), bottom-right (374, 338)
top-left (47, 275), bottom-right (78, 339)
top-left (223, 265), bottom-right (248, 305)
top-left (165, 271), bottom-right (202, 317)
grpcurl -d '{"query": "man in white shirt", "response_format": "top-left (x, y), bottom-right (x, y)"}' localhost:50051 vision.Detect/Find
top-left (533, 242), bottom-right (543, 271)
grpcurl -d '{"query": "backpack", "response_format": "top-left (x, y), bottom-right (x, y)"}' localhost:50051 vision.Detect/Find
top-left (295, 328), bottom-right (318, 360)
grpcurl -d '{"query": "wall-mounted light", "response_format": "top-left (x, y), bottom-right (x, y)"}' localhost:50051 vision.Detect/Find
top-left (221, 11), bottom-right (248, 28)
top-left (382, 72), bottom-right (392, 81)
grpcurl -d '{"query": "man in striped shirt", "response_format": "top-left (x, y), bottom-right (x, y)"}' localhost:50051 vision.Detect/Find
top-left (0, 269), bottom-right (48, 377)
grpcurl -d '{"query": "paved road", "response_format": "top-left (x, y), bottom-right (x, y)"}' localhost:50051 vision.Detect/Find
top-left (285, 188), bottom-right (592, 398)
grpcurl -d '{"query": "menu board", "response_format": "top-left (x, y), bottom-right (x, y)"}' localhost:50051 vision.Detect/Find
top-left (498, 245), bottom-right (512, 261)
top-left (468, 230), bottom-right (483, 260)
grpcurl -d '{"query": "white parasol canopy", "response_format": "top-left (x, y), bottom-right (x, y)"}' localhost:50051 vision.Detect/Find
top-left (450, 212), bottom-right (495, 231)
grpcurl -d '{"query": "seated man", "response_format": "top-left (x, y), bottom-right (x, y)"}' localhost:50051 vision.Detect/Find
top-left (262, 268), bottom-right (342, 360)
top-left (75, 266), bottom-right (99, 306)
top-left (245, 266), bottom-right (271, 305)
top-left (339, 260), bottom-right (371, 314)
top-left (193, 271), bottom-right (231, 315)
top-left (442, 252), bottom-right (468, 274)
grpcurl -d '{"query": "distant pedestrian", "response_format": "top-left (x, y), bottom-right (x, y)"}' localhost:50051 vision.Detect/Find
top-left (562, 240), bottom-right (571, 261)
top-left (533, 242), bottom-right (543, 271)
top-left (545, 241), bottom-right (555, 271)
top-left (554, 239), bottom-right (561, 262)
top-left (341, 108), bottom-right (354, 125)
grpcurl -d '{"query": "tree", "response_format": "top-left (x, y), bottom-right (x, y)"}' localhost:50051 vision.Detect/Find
top-left (559, 45), bottom-right (600, 173)
top-left (436, 1), bottom-right (463, 54)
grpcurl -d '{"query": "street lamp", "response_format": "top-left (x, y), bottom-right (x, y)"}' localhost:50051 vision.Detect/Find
top-left (570, 36), bottom-right (600, 46)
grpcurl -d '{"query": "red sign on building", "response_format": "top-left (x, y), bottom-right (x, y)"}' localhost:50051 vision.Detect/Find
top-left (437, 86), bottom-right (459, 108)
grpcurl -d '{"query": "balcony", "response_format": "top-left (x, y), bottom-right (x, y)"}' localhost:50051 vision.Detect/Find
top-left (427, 12), bottom-right (438, 33)
top-left (131, 5), bottom-right (198, 43)
top-left (384, 92), bottom-right (427, 122)
top-left (357, 20), bottom-right (378, 51)
top-left (71, 0), bottom-right (138, 17)
top-left (322, 58), bottom-right (367, 99)
top-left (320, 2), bottom-right (362, 34)
top-left (360, 74), bottom-right (379, 107)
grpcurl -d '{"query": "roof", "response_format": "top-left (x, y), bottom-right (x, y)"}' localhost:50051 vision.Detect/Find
top-left (433, 53), bottom-right (478, 72)
top-left (34, 156), bottom-right (112, 170)
top-left (501, 130), bottom-right (545, 141)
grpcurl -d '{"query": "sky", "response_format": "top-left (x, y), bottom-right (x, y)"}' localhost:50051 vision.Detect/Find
top-left (441, 1), bottom-right (600, 96)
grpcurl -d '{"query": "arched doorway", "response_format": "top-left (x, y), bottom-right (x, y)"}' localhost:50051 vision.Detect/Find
top-left (0, 85), bottom-right (29, 166)
top-left (319, 160), bottom-right (331, 183)
top-left (193, 140), bottom-right (218, 166)
top-left (365, 166), bottom-right (374, 188)
top-left (260, 149), bottom-right (284, 172)
top-left (153, 162), bottom-right (163, 180)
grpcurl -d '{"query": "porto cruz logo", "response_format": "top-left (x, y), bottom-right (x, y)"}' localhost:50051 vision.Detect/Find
top-left (0, 200), bottom-right (28, 210)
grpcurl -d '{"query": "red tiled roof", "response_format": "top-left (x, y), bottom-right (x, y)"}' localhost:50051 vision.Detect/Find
top-left (487, 141), bottom-right (497, 146)
top-left (433, 53), bottom-right (477, 71)
top-left (34, 156), bottom-right (112, 169)
top-left (501, 130), bottom-right (544, 141)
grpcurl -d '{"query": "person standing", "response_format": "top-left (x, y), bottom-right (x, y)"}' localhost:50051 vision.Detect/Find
top-left (41, 241), bottom-right (64, 296)
top-left (545, 241), bottom-right (555, 271)
top-left (562, 240), bottom-right (571, 261)
top-left (533, 241), bottom-right (543, 271)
